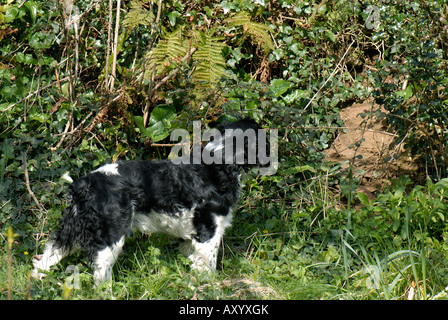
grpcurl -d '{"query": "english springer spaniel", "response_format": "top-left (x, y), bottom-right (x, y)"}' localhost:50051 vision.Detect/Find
top-left (32, 119), bottom-right (273, 284)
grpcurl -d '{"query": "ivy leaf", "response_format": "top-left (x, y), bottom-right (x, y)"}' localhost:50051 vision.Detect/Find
top-left (395, 85), bottom-right (413, 101)
top-left (4, 6), bottom-right (19, 23)
top-left (133, 116), bottom-right (152, 138)
top-left (146, 121), bottom-right (170, 142)
top-left (24, 1), bottom-right (38, 24)
top-left (149, 105), bottom-right (176, 126)
top-left (167, 11), bottom-right (181, 27)
top-left (29, 31), bottom-right (52, 50)
top-left (283, 89), bottom-right (306, 104)
top-left (269, 79), bottom-right (292, 98)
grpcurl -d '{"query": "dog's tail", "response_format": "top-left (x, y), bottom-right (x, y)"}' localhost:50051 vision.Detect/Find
top-left (61, 171), bottom-right (74, 183)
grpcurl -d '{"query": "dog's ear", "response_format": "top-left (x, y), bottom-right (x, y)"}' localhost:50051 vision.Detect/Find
top-left (220, 118), bottom-right (260, 132)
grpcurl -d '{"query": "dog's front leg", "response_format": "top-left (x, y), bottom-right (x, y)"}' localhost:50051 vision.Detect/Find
top-left (188, 236), bottom-right (220, 272)
top-left (184, 213), bottom-right (233, 272)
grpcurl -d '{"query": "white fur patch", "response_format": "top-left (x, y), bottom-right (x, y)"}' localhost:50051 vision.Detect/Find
top-left (93, 163), bottom-right (119, 175)
top-left (93, 236), bottom-right (125, 284)
top-left (32, 242), bottom-right (67, 279)
top-left (132, 209), bottom-right (196, 240)
top-left (61, 172), bottom-right (74, 183)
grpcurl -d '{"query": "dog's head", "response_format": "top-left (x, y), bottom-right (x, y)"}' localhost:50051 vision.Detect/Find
top-left (203, 118), bottom-right (273, 173)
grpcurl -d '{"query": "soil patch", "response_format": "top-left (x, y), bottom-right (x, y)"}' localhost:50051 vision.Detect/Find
top-left (325, 99), bottom-right (419, 199)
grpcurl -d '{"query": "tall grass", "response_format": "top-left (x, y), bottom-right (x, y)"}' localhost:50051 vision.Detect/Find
top-left (339, 176), bottom-right (448, 299)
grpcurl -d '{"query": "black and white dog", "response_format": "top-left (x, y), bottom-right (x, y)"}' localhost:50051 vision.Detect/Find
top-left (32, 119), bottom-right (272, 284)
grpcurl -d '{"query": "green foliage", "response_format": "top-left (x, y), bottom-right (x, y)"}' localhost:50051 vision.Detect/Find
top-left (370, 0), bottom-right (448, 178)
top-left (144, 28), bottom-right (187, 78)
top-left (122, 0), bottom-right (155, 29)
top-left (134, 105), bottom-right (177, 142)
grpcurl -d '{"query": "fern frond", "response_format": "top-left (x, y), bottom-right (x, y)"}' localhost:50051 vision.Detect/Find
top-left (226, 11), bottom-right (274, 53)
top-left (122, 0), bottom-right (155, 29)
top-left (144, 28), bottom-right (189, 79)
top-left (191, 29), bottom-right (228, 87)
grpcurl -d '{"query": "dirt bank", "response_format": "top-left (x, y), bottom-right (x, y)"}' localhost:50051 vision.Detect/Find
top-left (325, 99), bottom-right (419, 199)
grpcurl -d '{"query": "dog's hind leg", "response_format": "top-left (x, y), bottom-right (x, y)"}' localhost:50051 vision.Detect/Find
top-left (92, 236), bottom-right (125, 285)
top-left (32, 241), bottom-right (68, 279)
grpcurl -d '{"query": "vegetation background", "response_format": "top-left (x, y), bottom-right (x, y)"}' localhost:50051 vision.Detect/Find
top-left (2, 0), bottom-right (448, 300)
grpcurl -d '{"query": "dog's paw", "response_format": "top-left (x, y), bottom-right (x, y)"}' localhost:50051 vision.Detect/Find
top-left (31, 255), bottom-right (47, 279)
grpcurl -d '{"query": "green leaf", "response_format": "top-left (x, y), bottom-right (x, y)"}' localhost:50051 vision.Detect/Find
top-left (29, 31), bottom-right (52, 50)
top-left (324, 29), bottom-right (336, 43)
top-left (167, 11), bottom-right (181, 27)
top-left (395, 85), bottom-right (413, 100)
top-left (4, 6), bottom-right (19, 23)
top-left (146, 121), bottom-right (170, 142)
top-left (283, 89), bottom-right (306, 104)
top-left (265, 217), bottom-right (278, 230)
top-left (226, 11), bottom-right (274, 52)
top-left (145, 28), bottom-right (188, 79)
top-left (29, 112), bottom-right (47, 123)
top-left (392, 220), bottom-right (401, 232)
top-left (149, 105), bottom-right (176, 125)
top-left (24, 1), bottom-right (38, 23)
top-left (122, 0), bottom-right (155, 28)
top-left (269, 79), bottom-right (292, 98)
top-left (191, 29), bottom-right (227, 87)
top-left (134, 106), bottom-right (177, 142)
top-left (357, 192), bottom-right (370, 206)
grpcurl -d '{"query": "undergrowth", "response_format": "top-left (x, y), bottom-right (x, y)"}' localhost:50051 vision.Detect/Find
top-left (2, 0), bottom-right (448, 300)
top-left (2, 172), bottom-right (448, 300)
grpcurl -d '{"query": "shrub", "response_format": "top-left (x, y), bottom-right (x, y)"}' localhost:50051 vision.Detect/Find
top-left (370, 0), bottom-right (448, 179)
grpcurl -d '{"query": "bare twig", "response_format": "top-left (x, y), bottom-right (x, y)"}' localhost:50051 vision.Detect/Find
top-left (151, 142), bottom-right (191, 147)
top-left (152, 0), bottom-right (162, 38)
top-left (54, 61), bottom-right (61, 93)
top-left (84, 93), bottom-right (123, 133)
top-left (23, 153), bottom-right (47, 214)
top-left (110, 0), bottom-right (121, 91)
top-left (104, 0), bottom-right (113, 91)
top-left (51, 106), bottom-right (75, 151)
top-left (303, 39), bottom-right (356, 111)
top-left (302, 126), bottom-right (399, 137)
